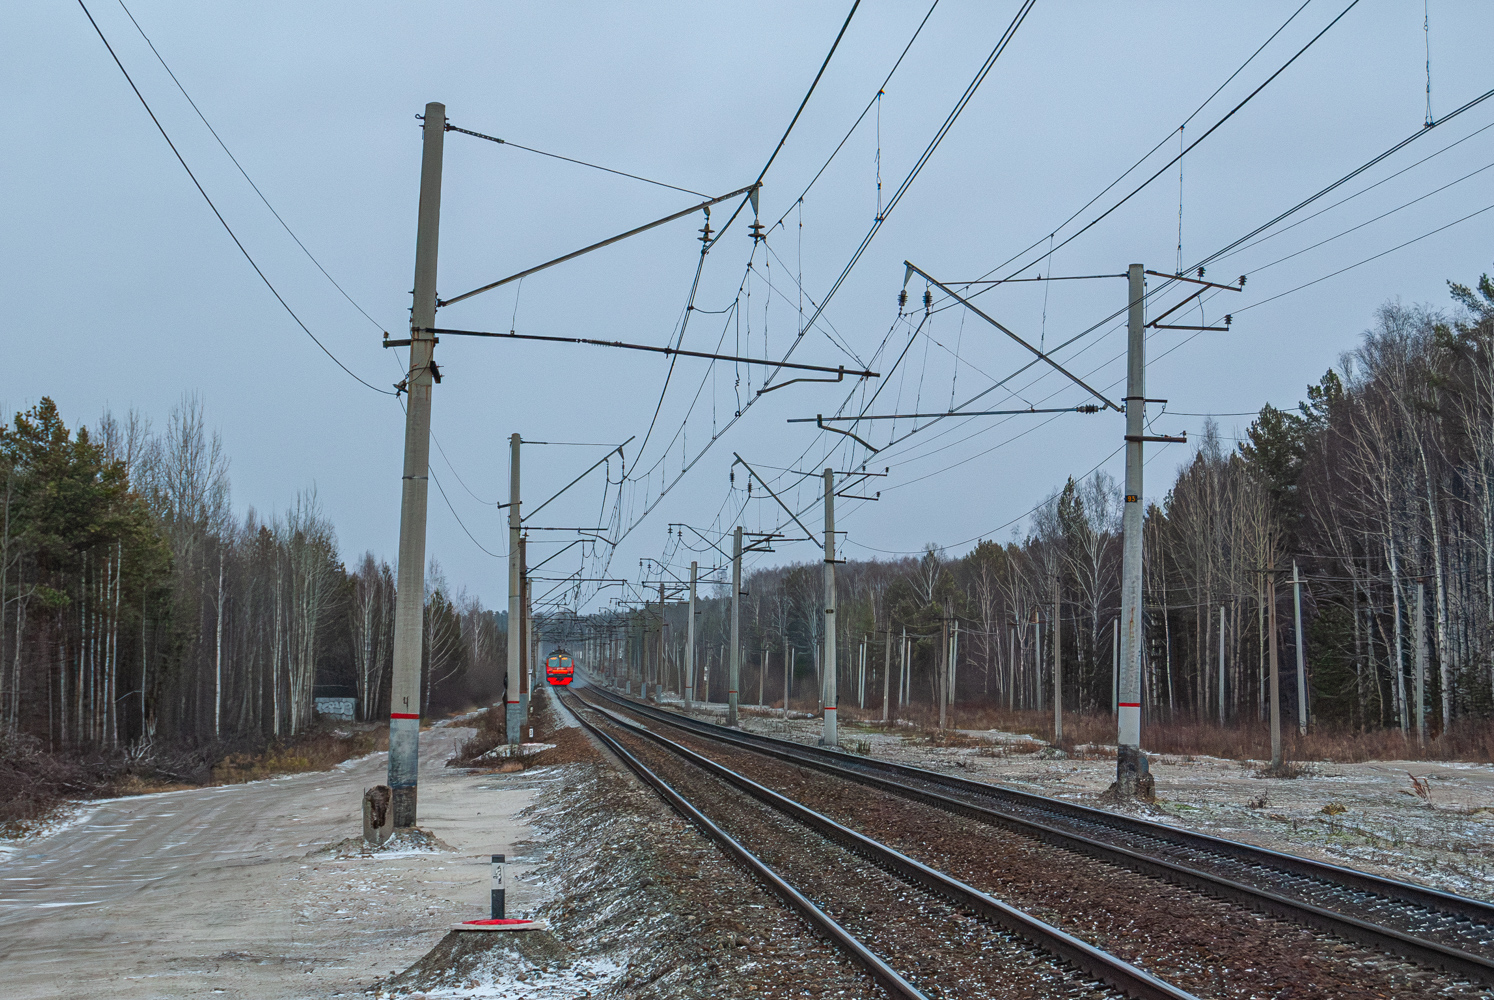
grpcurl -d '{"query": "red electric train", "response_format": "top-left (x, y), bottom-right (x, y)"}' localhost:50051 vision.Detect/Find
top-left (545, 650), bottom-right (575, 687)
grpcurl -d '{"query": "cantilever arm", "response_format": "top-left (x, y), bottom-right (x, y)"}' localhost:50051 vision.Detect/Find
top-left (812, 414), bottom-right (879, 453)
top-left (732, 453), bottom-right (821, 547)
top-left (906, 261), bottom-right (1122, 412)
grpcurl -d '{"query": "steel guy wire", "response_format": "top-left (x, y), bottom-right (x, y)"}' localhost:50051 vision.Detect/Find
top-left (443, 123), bottom-right (710, 198)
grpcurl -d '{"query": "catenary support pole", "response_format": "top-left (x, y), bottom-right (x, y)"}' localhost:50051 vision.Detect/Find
top-left (506, 433), bottom-right (522, 743)
top-left (657, 581), bottom-right (666, 704)
top-left (1292, 560), bottom-right (1308, 735)
top-left (729, 527), bottom-right (742, 726)
top-left (1115, 262), bottom-right (1149, 797)
top-left (821, 468), bottom-right (838, 746)
top-left (784, 644), bottom-right (792, 720)
top-left (387, 101), bottom-right (445, 830)
top-left (950, 620), bottom-right (959, 718)
top-left (881, 627), bottom-right (892, 723)
top-left (939, 615), bottom-right (949, 730)
top-left (1111, 618), bottom-right (1119, 715)
top-left (900, 627), bottom-right (908, 715)
top-left (859, 637), bottom-right (867, 710)
top-left (1268, 570), bottom-right (1283, 769)
top-left (519, 535), bottom-right (529, 721)
top-left (685, 561), bottom-right (697, 711)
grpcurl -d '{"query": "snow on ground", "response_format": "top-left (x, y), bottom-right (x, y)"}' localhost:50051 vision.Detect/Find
top-left (0, 718), bottom-right (555, 1000)
top-left (666, 695), bottom-right (1494, 901)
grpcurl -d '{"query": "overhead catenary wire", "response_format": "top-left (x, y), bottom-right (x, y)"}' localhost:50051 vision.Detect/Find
top-left (707, 0), bottom-right (864, 250)
top-left (76, 0), bottom-right (394, 395)
top-left (768, 0), bottom-right (943, 232)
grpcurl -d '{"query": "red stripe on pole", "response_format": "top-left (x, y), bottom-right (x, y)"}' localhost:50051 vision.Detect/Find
top-left (1117, 702), bottom-right (1141, 708)
top-left (390, 712), bottom-right (420, 719)
top-left (824, 706), bottom-right (837, 711)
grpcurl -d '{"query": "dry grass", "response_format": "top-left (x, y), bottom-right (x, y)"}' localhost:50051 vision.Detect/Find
top-left (837, 701), bottom-right (1494, 764)
top-left (447, 706), bottom-right (507, 766)
top-left (0, 722), bottom-right (388, 837)
top-left (210, 725), bottom-right (385, 784)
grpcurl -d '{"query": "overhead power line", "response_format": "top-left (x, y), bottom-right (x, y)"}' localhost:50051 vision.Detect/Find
top-left (77, 0), bottom-right (393, 395)
top-left (117, 0), bottom-right (388, 337)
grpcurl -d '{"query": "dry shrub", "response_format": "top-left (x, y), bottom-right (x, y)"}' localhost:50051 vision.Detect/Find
top-left (927, 700), bottom-right (1494, 764)
top-left (448, 706), bottom-right (506, 766)
top-left (0, 730), bottom-right (117, 832)
top-left (212, 726), bottom-right (382, 784)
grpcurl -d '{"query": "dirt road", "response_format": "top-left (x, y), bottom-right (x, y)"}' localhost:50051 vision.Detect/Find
top-left (0, 722), bottom-right (544, 999)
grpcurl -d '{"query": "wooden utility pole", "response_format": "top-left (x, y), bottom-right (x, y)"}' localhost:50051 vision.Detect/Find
top-left (387, 102), bottom-right (444, 830)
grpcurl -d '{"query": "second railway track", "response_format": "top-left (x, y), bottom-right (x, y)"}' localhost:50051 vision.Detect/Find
top-left (579, 684), bottom-right (1494, 998)
top-left (559, 688), bottom-right (1197, 1000)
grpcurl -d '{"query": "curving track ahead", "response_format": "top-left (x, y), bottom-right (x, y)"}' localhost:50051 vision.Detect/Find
top-left (579, 683), bottom-right (1494, 994)
top-left (558, 688), bottom-right (1200, 1000)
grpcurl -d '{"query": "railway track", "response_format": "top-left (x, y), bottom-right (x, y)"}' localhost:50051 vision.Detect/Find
top-left (582, 684), bottom-right (1494, 992)
top-left (558, 688), bottom-right (1198, 1000)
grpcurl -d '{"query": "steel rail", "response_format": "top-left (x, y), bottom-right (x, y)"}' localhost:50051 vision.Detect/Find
top-left (553, 691), bottom-right (928, 999)
top-left (585, 685), bottom-right (1494, 986)
top-left (567, 689), bottom-right (1199, 1000)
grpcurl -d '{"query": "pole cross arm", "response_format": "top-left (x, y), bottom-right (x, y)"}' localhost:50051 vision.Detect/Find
top-left (523, 436), bottom-right (634, 524)
top-left (423, 328), bottom-right (876, 378)
top-left (439, 184), bottom-right (759, 308)
top-left (1125, 433), bottom-right (1187, 444)
top-left (905, 261), bottom-right (1122, 412)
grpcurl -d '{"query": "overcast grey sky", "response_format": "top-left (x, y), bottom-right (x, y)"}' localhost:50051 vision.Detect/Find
top-left (6, 1), bottom-right (1493, 611)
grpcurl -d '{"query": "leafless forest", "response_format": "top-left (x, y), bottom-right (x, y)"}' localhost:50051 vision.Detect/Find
top-left (0, 395), bottom-right (505, 767)
top-left (624, 280), bottom-right (1494, 750)
top-left (3, 278), bottom-right (1493, 790)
